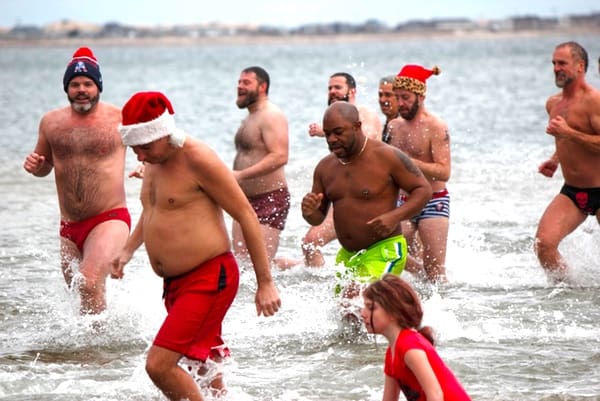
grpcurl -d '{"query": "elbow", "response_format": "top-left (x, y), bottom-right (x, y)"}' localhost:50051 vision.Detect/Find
top-left (434, 166), bottom-right (451, 182)
top-left (277, 154), bottom-right (289, 167)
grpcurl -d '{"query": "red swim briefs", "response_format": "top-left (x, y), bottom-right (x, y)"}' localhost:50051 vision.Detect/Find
top-left (154, 251), bottom-right (240, 362)
top-left (59, 207), bottom-right (131, 253)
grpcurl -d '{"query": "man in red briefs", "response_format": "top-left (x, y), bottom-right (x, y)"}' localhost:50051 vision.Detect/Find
top-left (23, 47), bottom-right (131, 314)
top-left (112, 91), bottom-right (281, 401)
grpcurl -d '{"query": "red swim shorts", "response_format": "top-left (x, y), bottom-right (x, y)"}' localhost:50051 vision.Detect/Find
top-left (59, 207), bottom-right (131, 253)
top-left (154, 252), bottom-right (240, 362)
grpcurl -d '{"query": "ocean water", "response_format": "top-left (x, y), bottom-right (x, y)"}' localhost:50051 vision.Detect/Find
top-left (1, 33), bottom-right (600, 401)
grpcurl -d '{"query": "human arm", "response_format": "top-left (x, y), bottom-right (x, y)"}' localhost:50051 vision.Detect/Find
top-left (381, 374), bottom-right (401, 401)
top-left (301, 192), bottom-right (327, 225)
top-left (367, 149), bottom-right (431, 236)
top-left (234, 110), bottom-right (289, 181)
top-left (308, 122), bottom-right (325, 137)
top-left (538, 152), bottom-right (559, 177)
top-left (404, 349), bottom-right (444, 401)
top-left (301, 163), bottom-right (329, 225)
top-left (128, 163), bottom-right (145, 179)
top-left (111, 210), bottom-right (145, 279)
top-left (546, 115), bottom-right (600, 153)
top-left (410, 122), bottom-right (451, 182)
top-left (23, 118), bottom-right (54, 177)
top-left (196, 143), bottom-right (281, 316)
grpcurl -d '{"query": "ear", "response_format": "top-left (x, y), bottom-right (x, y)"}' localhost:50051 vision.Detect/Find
top-left (259, 81), bottom-right (268, 93)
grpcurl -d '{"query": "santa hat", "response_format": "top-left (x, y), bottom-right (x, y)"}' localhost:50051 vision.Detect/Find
top-left (393, 65), bottom-right (441, 95)
top-left (63, 47), bottom-right (103, 92)
top-left (118, 91), bottom-right (186, 147)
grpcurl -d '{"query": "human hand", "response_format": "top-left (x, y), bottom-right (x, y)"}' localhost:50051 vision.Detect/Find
top-left (546, 116), bottom-right (569, 138)
top-left (23, 152), bottom-right (46, 174)
top-left (301, 192), bottom-right (323, 217)
top-left (308, 122), bottom-right (324, 137)
top-left (111, 250), bottom-right (132, 279)
top-left (255, 282), bottom-right (281, 317)
top-left (128, 163), bottom-right (145, 179)
top-left (538, 159), bottom-right (558, 178)
top-left (366, 213), bottom-right (397, 238)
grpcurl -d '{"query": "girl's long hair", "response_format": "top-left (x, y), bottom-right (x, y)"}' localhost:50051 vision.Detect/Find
top-left (363, 274), bottom-right (435, 345)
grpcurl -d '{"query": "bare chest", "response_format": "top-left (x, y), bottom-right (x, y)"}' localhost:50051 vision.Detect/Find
top-left (551, 98), bottom-right (593, 134)
top-left (391, 128), bottom-right (430, 158)
top-left (234, 118), bottom-right (262, 151)
top-left (49, 123), bottom-right (122, 161)
top-left (324, 163), bottom-right (394, 203)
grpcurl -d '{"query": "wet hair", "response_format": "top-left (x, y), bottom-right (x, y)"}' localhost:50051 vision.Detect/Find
top-left (557, 41), bottom-right (589, 72)
top-left (242, 66), bottom-right (271, 94)
top-left (330, 72), bottom-right (356, 89)
top-left (363, 274), bottom-right (435, 345)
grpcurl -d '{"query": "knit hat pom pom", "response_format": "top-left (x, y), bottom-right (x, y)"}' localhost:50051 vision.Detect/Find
top-left (431, 66), bottom-right (441, 76)
top-left (72, 47), bottom-right (97, 63)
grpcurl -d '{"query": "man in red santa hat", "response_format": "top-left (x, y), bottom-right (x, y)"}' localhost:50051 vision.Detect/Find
top-left (113, 91), bottom-right (281, 401)
top-left (387, 64), bottom-right (452, 283)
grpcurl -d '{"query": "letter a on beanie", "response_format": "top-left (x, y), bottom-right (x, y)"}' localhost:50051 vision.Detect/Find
top-left (119, 91), bottom-right (186, 147)
top-left (393, 65), bottom-right (441, 95)
top-left (63, 47), bottom-right (103, 92)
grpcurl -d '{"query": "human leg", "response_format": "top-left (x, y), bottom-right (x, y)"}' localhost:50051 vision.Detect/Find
top-left (146, 345), bottom-right (205, 401)
top-left (416, 217), bottom-right (449, 282)
top-left (60, 237), bottom-right (80, 288)
top-left (302, 208), bottom-right (337, 267)
top-left (260, 224), bottom-right (282, 262)
top-left (534, 194), bottom-right (586, 282)
top-left (77, 219), bottom-right (130, 314)
top-left (400, 220), bottom-right (424, 275)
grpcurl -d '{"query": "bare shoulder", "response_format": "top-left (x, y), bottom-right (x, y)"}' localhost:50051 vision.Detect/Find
top-left (372, 141), bottom-right (421, 174)
top-left (427, 112), bottom-right (450, 138)
top-left (185, 137), bottom-right (218, 163)
top-left (264, 101), bottom-right (288, 122)
top-left (314, 152), bottom-right (337, 175)
top-left (357, 104), bottom-right (377, 119)
top-left (387, 116), bottom-right (407, 132)
top-left (97, 102), bottom-right (122, 120)
top-left (545, 92), bottom-right (562, 112)
top-left (583, 84), bottom-right (600, 107)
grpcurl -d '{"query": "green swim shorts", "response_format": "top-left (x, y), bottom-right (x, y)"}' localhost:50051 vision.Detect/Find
top-left (335, 235), bottom-right (408, 294)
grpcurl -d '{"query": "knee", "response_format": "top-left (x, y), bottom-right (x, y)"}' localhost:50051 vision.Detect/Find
top-left (533, 235), bottom-right (554, 258)
top-left (73, 270), bottom-right (104, 297)
top-left (145, 355), bottom-right (166, 384)
top-left (302, 229), bottom-right (323, 249)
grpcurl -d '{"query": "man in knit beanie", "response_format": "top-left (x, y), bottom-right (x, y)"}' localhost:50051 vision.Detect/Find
top-left (23, 47), bottom-right (131, 315)
top-left (63, 46), bottom-right (103, 93)
top-left (387, 64), bottom-right (452, 283)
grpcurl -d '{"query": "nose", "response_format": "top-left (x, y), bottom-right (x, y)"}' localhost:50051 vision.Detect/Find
top-left (132, 148), bottom-right (145, 162)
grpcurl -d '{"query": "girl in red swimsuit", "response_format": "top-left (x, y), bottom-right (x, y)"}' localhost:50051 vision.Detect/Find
top-left (361, 274), bottom-right (471, 401)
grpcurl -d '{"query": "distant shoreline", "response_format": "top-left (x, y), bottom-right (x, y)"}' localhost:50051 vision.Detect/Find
top-left (2, 28), bottom-right (600, 48)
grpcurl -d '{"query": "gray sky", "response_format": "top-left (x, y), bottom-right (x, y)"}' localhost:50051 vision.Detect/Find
top-left (1, 0), bottom-right (597, 28)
